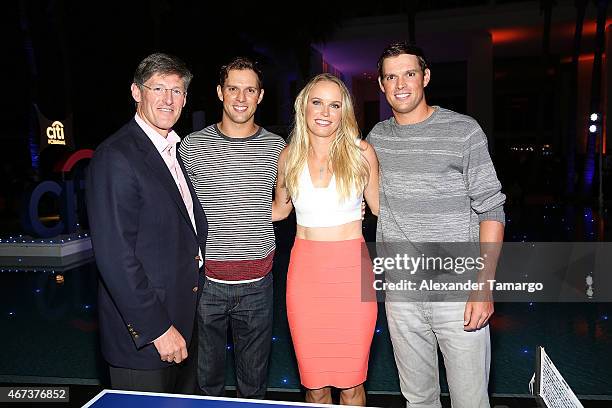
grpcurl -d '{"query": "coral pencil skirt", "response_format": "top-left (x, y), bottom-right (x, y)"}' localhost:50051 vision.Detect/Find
top-left (286, 237), bottom-right (377, 389)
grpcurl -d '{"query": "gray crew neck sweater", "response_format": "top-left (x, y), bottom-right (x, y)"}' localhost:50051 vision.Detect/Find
top-left (367, 106), bottom-right (506, 243)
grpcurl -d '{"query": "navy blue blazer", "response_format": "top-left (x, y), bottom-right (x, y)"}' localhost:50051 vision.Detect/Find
top-left (86, 119), bottom-right (208, 370)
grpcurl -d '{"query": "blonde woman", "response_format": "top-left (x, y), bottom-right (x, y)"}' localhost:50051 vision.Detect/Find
top-left (273, 74), bottom-right (379, 406)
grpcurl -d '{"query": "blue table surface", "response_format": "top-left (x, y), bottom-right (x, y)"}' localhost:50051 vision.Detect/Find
top-left (83, 390), bottom-right (332, 408)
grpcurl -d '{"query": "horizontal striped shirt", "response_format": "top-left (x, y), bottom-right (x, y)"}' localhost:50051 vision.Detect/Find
top-left (367, 107), bottom-right (505, 243)
top-left (178, 124), bottom-right (285, 281)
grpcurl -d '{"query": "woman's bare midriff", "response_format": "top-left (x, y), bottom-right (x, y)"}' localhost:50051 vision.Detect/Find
top-left (295, 219), bottom-right (363, 241)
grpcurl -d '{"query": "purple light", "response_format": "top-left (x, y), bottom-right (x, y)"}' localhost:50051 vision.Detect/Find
top-left (583, 145), bottom-right (596, 192)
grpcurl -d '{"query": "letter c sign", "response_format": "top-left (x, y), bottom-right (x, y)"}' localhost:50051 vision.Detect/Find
top-left (21, 149), bottom-right (93, 238)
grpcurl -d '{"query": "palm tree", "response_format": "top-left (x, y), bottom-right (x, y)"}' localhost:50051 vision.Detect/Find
top-left (583, 0), bottom-right (609, 201)
top-left (537, 0), bottom-right (555, 151)
top-left (566, 0), bottom-right (588, 196)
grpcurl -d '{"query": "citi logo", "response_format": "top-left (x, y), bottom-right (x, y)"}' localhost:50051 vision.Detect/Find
top-left (47, 121), bottom-right (66, 145)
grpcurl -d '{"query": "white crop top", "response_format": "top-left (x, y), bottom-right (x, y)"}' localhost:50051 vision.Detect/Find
top-left (293, 164), bottom-right (363, 227)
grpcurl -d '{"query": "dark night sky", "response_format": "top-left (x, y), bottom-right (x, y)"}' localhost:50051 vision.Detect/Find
top-left (5, 1), bottom-right (348, 155)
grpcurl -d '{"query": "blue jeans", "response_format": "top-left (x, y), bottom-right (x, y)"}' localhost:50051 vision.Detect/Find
top-left (197, 272), bottom-right (273, 398)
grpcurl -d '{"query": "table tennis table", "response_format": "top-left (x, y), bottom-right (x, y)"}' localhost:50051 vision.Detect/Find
top-left (83, 390), bottom-right (344, 408)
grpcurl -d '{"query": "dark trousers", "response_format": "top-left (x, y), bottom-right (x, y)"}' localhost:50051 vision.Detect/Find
top-left (197, 272), bottom-right (273, 398)
top-left (109, 319), bottom-right (199, 394)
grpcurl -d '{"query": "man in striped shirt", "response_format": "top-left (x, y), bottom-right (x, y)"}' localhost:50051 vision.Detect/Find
top-left (178, 57), bottom-right (285, 398)
top-left (367, 42), bottom-right (505, 408)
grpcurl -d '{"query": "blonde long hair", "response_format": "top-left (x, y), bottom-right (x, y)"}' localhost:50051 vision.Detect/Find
top-left (284, 74), bottom-right (369, 201)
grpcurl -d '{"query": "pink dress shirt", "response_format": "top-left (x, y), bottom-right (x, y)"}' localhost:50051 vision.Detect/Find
top-left (134, 114), bottom-right (202, 266)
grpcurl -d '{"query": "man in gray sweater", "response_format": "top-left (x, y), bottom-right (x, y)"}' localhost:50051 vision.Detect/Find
top-left (367, 42), bottom-right (505, 408)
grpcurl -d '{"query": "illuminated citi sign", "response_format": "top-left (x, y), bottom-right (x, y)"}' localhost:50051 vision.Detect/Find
top-left (47, 121), bottom-right (66, 145)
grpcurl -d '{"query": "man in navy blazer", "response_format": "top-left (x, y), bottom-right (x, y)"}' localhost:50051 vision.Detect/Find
top-left (87, 53), bottom-right (207, 393)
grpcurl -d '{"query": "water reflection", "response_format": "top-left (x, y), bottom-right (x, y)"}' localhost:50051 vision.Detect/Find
top-left (0, 205), bottom-right (610, 394)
